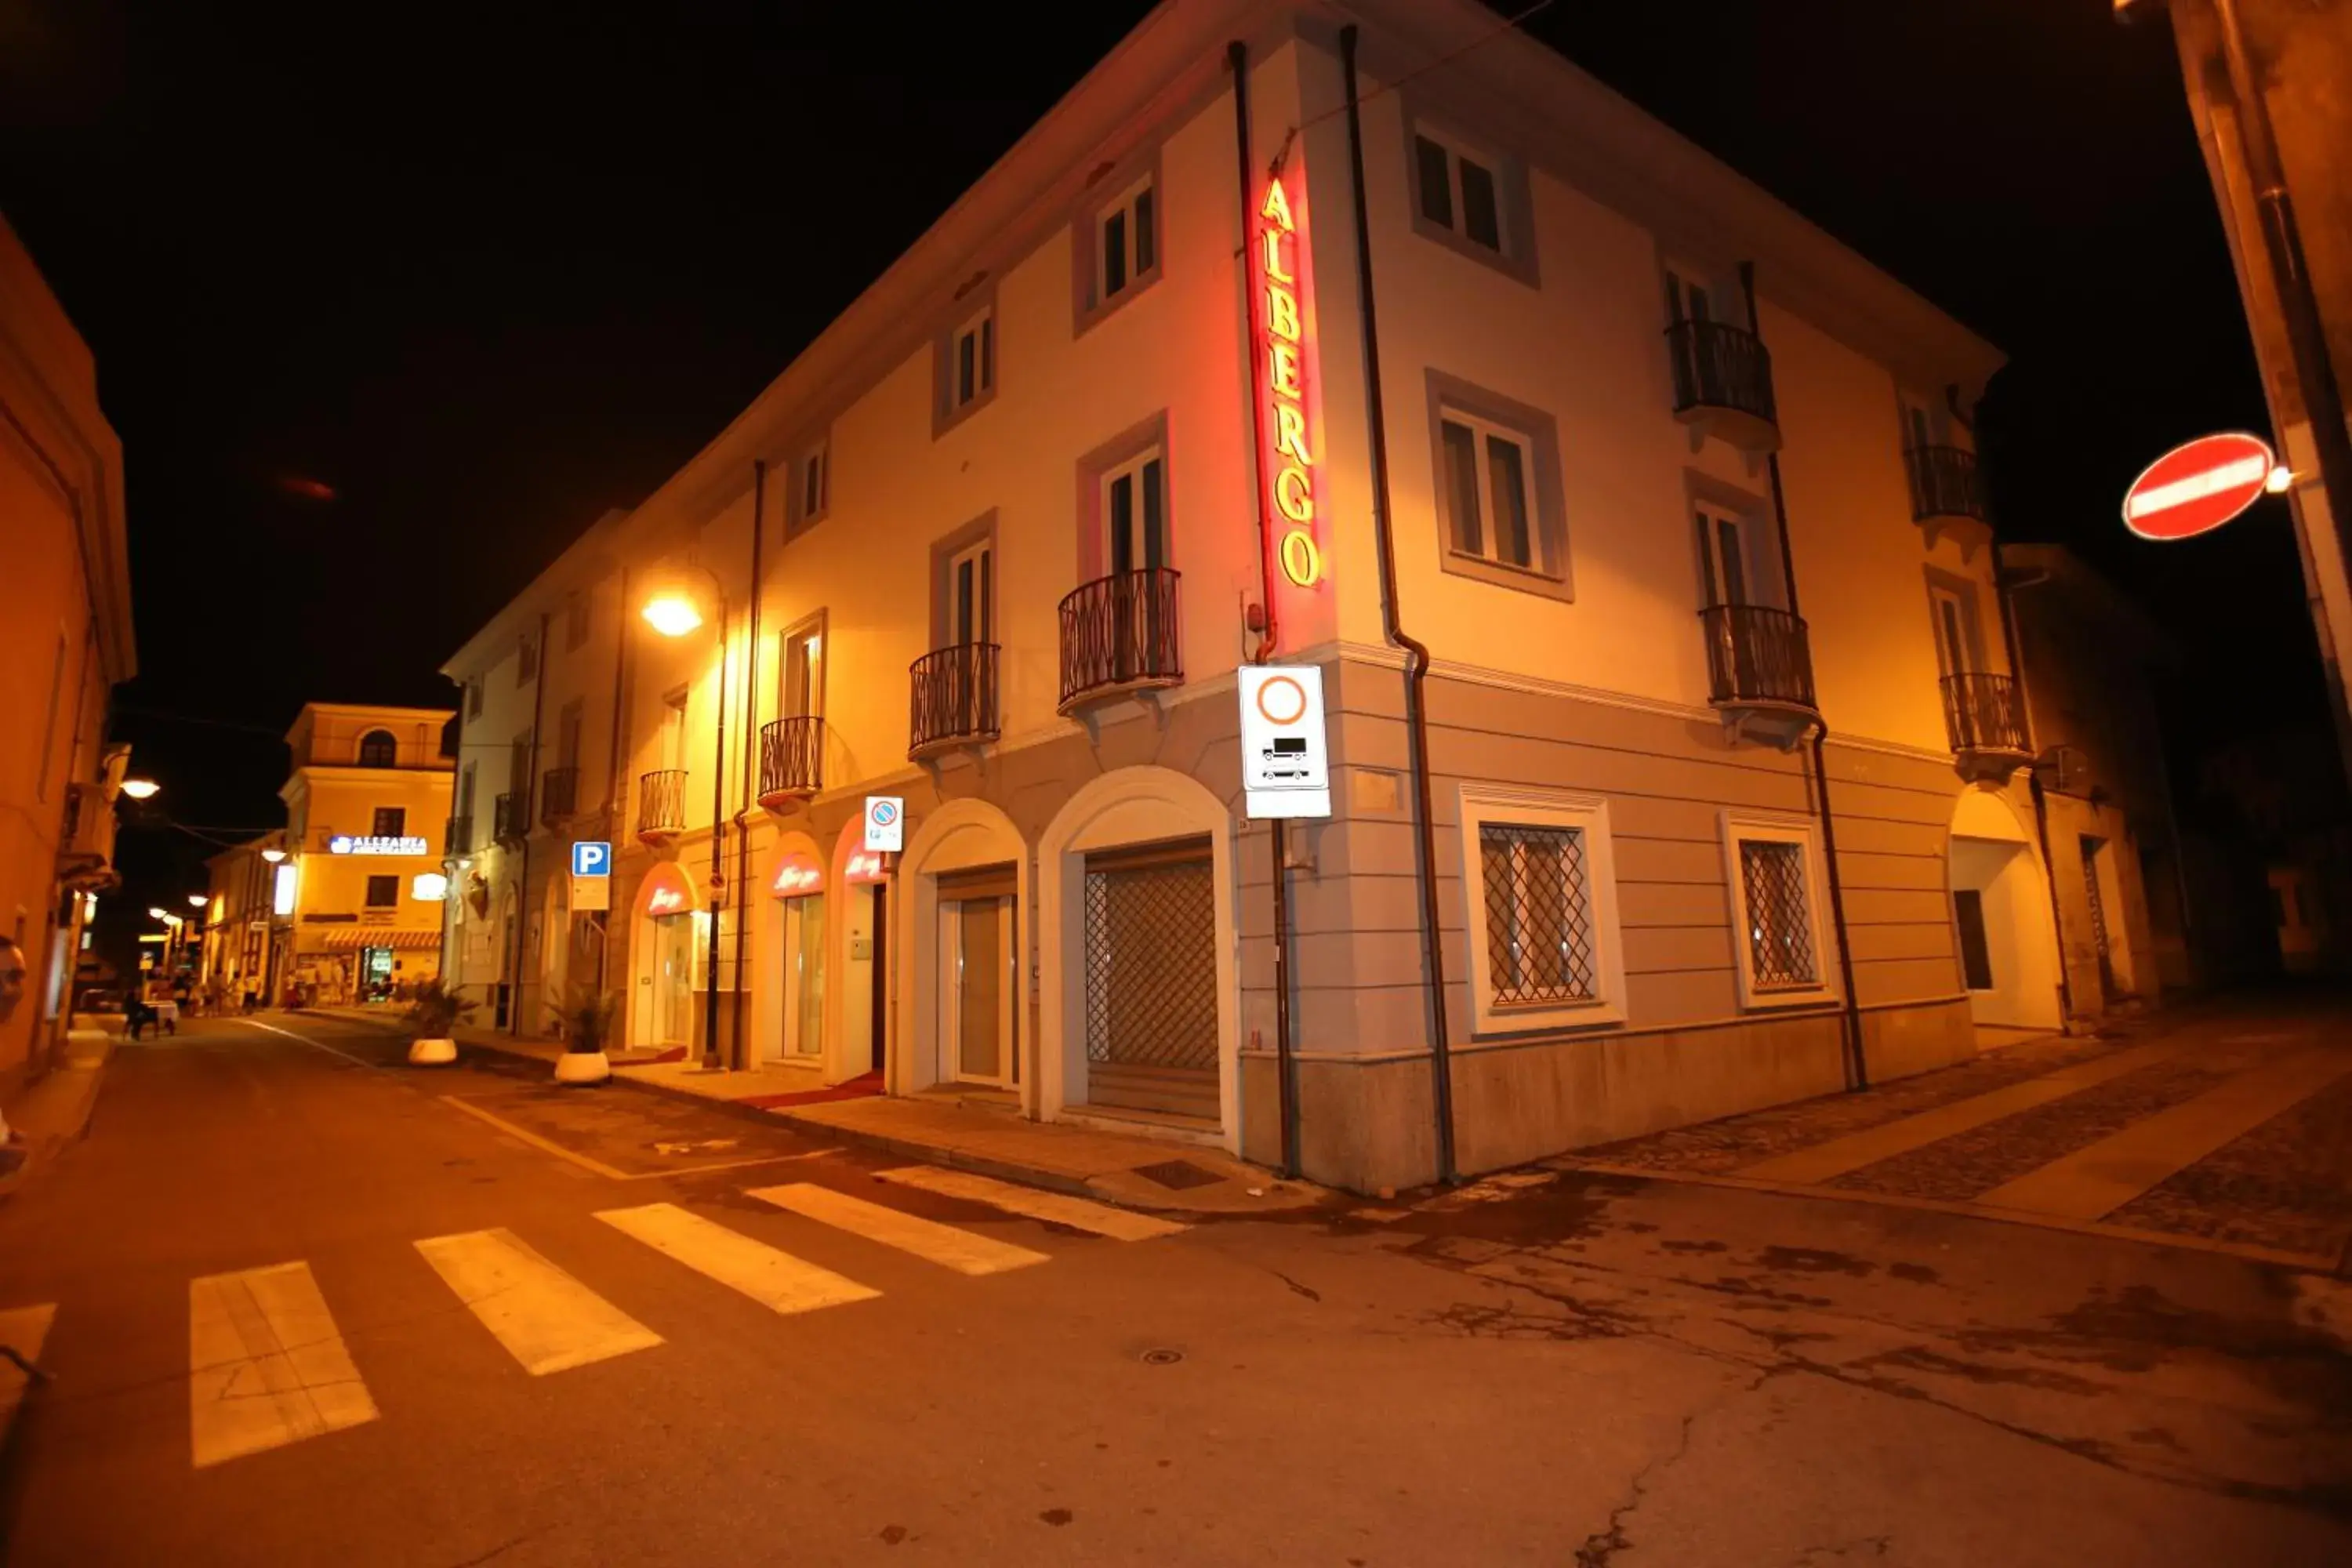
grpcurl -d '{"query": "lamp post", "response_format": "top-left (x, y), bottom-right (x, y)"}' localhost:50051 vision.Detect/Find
top-left (642, 564), bottom-right (731, 1073)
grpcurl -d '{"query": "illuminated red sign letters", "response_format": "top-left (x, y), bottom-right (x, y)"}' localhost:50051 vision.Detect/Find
top-left (771, 852), bottom-right (824, 898)
top-left (1254, 176), bottom-right (1321, 593)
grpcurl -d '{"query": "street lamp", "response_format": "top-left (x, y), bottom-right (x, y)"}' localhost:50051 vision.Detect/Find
top-left (187, 893), bottom-right (209, 909)
top-left (642, 565), bottom-right (731, 1073)
top-left (260, 848), bottom-right (285, 864)
top-left (118, 778), bottom-right (159, 800)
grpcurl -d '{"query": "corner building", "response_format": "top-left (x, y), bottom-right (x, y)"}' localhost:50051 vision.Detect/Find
top-left (445, 0), bottom-right (2106, 1192)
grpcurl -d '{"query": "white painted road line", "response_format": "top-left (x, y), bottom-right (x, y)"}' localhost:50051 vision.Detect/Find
top-left (873, 1167), bottom-right (1189, 1241)
top-left (188, 1261), bottom-right (378, 1468)
top-left (595, 1203), bottom-right (880, 1316)
top-left (416, 1229), bottom-right (663, 1375)
top-left (440, 1096), bottom-right (634, 1181)
top-left (748, 1183), bottom-right (1050, 1276)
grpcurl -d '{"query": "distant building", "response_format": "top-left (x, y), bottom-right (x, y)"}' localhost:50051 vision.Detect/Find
top-left (441, 1), bottom-right (2134, 1191)
top-left (0, 210), bottom-right (136, 1081)
top-left (207, 705), bottom-right (455, 1007)
top-left (2002, 545), bottom-right (2190, 1011)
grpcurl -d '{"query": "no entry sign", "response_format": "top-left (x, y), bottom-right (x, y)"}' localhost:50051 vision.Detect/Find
top-left (2122, 431), bottom-right (2278, 542)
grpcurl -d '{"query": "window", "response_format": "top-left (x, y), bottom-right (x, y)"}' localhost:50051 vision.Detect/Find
top-left (557, 699), bottom-right (584, 771)
top-left (1664, 268), bottom-right (1716, 326)
top-left (662, 689), bottom-right (690, 772)
top-left (787, 438), bottom-right (829, 536)
top-left (1425, 372), bottom-right (1570, 598)
top-left (365, 875), bottom-right (400, 909)
top-left (1722, 817), bottom-right (1833, 1007)
top-left (954, 309), bottom-right (993, 411)
top-left (1696, 503), bottom-right (1753, 608)
top-left (1439, 411), bottom-right (1535, 571)
top-left (516, 635), bottom-right (538, 687)
top-left (1074, 159), bottom-right (1163, 330)
top-left (1099, 176), bottom-right (1156, 302)
top-left (946, 538), bottom-right (993, 646)
top-left (782, 619), bottom-right (825, 719)
top-left (357, 729), bottom-right (398, 768)
top-left (466, 681), bottom-right (483, 720)
top-left (1404, 116), bottom-right (1536, 285)
top-left (1458, 786), bottom-right (1625, 1033)
top-left (1416, 132), bottom-right (1501, 252)
top-left (1926, 579), bottom-right (1980, 677)
top-left (564, 589), bottom-right (590, 652)
top-left (1101, 448), bottom-right (1167, 576)
top-left (458, 764), bottom-right (477, 847)
top-left (372, 807), bottom-right (406, 839)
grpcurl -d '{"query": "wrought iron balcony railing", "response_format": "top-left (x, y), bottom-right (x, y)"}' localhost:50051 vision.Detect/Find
top-left (1667, 318), bottom-right (1778, 437)
top-left (1058, 568), bottom-right (1182, 712)
top-left (539, 766), bottom-right (579, 828)
top-left (1700, 603), bottom-right (1817, 713)
top-left (636, 768), bottom-right (688, 842)
top-left (1940, 672), bottom-right (2030, 757)
top-left (759, 717), bottom-right (824, 808)
top-left (909, 643), bottom-right (1001, 759)
top-left (1905, 445), bottom-right (1986, 524)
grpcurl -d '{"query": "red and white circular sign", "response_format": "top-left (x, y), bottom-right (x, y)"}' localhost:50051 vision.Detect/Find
top-left (2122, 431), bottom-right (2276, 541)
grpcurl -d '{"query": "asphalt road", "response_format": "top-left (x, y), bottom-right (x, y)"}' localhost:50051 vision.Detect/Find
top-left (0, 1014), bottom-right (2346, 1566)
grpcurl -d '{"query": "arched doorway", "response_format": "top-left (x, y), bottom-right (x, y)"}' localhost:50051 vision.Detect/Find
top-left (753, 829), bottom-right (829, 1072)
top-left (1038, 767), bottom-right (1240, 1149)
top-left (1948, 788), bottom-right (2062, 1045)
top-left (893, 800), bottom-right (1028, 1103)
top-left (539, 873), bottom-right (572, 1033)
top-left (830, 818), bottom-right (895, 1086)
top-left (630, 861), bottom-right (703, 1054)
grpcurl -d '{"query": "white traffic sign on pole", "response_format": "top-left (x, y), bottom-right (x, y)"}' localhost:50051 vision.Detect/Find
top-left (1239, 664), bottom-right (1332, 819)
top-left (864, 797), bottom-right (905, 853)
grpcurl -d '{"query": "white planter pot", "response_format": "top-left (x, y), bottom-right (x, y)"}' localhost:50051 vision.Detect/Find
top-left (408, 1036), bottom-right (458, 1065)
top-left (554, 1050), bottom-right (612, 1085)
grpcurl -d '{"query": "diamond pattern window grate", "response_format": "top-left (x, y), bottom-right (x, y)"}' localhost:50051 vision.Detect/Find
top-left (1083, 858), bottom-right (1218, 1072)
top-left (1479, 822), bottom-right (1596, 1005)
top-left (1740, 839), bottom-right (1819, 988)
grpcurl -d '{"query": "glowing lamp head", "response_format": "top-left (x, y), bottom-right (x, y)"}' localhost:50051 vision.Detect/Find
top-left (2267, 464), bottom-right (2296, 494)
top-left (187, 894), bottom-right (209, 908)
top-left (411, 872), bottom-right (449, 902)
top-left (118, 778), bottom-right (159, 800)
top-left (642, 593), bottom-right (704, 637)
top-left (260, 848), bottom-right (286, 863)
top-left (147, 907), bottom-right (168, 920)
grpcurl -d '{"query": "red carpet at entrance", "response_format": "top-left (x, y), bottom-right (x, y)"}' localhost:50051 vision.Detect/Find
top-left (739, 1072), bottom-right (884, 1111)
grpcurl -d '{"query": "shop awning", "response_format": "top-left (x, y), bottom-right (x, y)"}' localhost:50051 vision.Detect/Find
top-left (318, 927), bottom-right (442, 951)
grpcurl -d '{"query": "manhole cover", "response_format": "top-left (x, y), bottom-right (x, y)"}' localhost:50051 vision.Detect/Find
top-left (1140, 1348), bottom-right (1185, 1366)
top-left (1132, 1159), bottom-right (1222, 1191)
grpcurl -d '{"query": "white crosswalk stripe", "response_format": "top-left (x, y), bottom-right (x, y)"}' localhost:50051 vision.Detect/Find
top-left (873, 1167), bottom-right (1189, 1241)
top-left (748, 1182), bottom-right (1050, 1276)
top-left (595, 1202), bottom-right (880, 1316)
top-left (188, 1261), bottom-right (378, 1468)
top-left (416, 1228), bottom-right (663, 1375)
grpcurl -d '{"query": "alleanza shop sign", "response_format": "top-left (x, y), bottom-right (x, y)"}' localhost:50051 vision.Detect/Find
top-left (327, 835), bottom-right (429, 856)
top-left (1252, 174), bottom-right (1322, 598)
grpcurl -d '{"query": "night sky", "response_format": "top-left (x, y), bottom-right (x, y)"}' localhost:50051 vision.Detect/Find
top-left (0, 0), bottom-right (2316, 958)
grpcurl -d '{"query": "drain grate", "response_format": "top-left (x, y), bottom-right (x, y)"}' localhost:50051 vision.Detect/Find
top-left (1131, 1158), bottom-right (1223, 1191)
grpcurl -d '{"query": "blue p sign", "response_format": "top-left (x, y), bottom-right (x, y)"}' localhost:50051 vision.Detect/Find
top-left (572, 840), bottom-right (612, 877)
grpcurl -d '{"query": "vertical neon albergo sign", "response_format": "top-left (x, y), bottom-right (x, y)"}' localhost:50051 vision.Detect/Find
top-left (1252, 173), bottom-right (1322, 609)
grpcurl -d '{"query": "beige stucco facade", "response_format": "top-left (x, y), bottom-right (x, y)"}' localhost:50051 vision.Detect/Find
top-left (0, 210), bottom-right (135, 1083)
top-left (441, 1), bottom-right (2113, 1192)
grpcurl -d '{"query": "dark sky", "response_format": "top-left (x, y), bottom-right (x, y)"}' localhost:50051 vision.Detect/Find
top-left (0, 0), bottom-right (2315, 941)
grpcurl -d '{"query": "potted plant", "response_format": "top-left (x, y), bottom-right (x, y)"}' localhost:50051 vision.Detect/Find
top-left (405, 978), bottom-right (476, 1065)
top-left (552, 983), bottom-right (618, 1085)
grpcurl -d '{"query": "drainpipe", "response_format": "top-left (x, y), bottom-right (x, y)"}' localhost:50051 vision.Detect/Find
top-left (1231, 38), bottom-right (1300, 1178)
top-left (702, 575), bottom-right (731, 1073)
top-left (1743, 262), bottom-right (1867, 1091)
top-left (731, 463), bottom-right (767, 1073)
top-left (1343, 24), bottom-right (1457, 1182)
top-left (1990, 544), bottom-right (2078, 1029)
top-left (599, 567), bottom-right (630, 994)
top-left (514, 610), bottom-right (550, 1036)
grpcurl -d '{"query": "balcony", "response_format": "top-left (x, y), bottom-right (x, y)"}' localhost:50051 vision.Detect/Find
top-left (1905, 445), bottom-right (1991, 556)
top-left (1940, 673), bottom-right (2032, 782)
top-left (1667, 318), bottom-right (1780, 456)
top-left (909, 643), bottom-right (1001, 761)
top-left (539, 766), bottom-right (580, 829)
top-left (492, 791), bottom-right (529, 847)
top-left (1058, 568), bottom-right (1182, 716)
top-left (1700, 603), bottom-right (1817, 748)
top-left (759, 717), bottom-right (824, 811)
top-left (636, 768), bottom-right (688, 848)
top-left (444, 815), bottom-right (474, 858)
top-left (56, 781), bottom-right (120, 893)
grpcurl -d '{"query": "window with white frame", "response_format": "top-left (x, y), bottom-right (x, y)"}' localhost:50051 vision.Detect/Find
top-left (789, 438), bottom-right (829, 536)
top-left (1439, 408), bottom-right (1539, 573)
top-left (952, 307), bottom-right (994, 412)
top-left (1414, 130), bottom-right (1503, 252)
top-left (1721, 816), bottom-right (1831, 1006)
top-left (1097, 175), bottom-right (1157, 305)
top-left (1459, 786), bottom-right (1626, 1033)
top-left (1100, 447), bottom-right (1168, 575)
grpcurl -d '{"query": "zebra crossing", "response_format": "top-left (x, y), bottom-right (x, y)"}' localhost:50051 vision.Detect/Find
top-left (23, 1167), bottom-right (1185, 1471)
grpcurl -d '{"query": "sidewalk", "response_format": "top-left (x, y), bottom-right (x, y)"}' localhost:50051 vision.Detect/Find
top-left (0, 1021), bottom-right (117, 1205)
top-left (299, 1007), bottom-right (1322, 1216)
